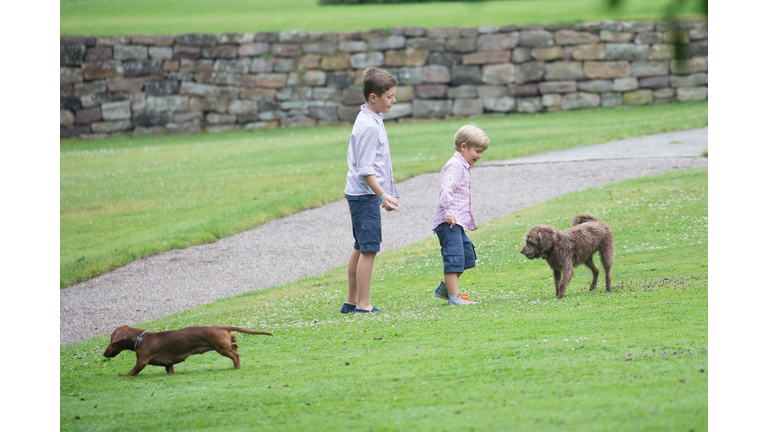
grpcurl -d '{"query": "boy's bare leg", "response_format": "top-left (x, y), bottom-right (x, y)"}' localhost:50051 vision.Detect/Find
top-left (444, 272), bottom-right (462, 296)
top-left (347, 249), bottom-right (360, 306)
top-left (354, 251), bottom-right (377, 310)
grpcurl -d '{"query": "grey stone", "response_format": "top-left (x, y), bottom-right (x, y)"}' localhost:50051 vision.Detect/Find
top-left (519, 30), bottom-right (554, 47)
top-left (228, 100), bottom-right (258, 115)
top-left (634, 32), bottom-right (663, 45)
top-left (403, 27), bottom-right (427, 37)
top-left (577, 79), bottom-right (613, 93)
top-left (648, 44), bottom-right (673, 61)
top-left (279, 30), bottom-right (322, 43)
top-left (670, 57), bottom-right (707, 75)
top-left (508, 83), bottom-right (539, 97)
top-left (542, 94), bottom-right (562, 108)
top-left (447, 85), bottom-right (477, 99)
top-left (96, 36), bottom-right (131, 46)
top-left (255, 32), bottom-right (279, 43)
top-left (601, 92), bottom-right (623, 107)
top-left (688, 24), bottom-right (708, 40)
top-left (477, 33), bottom-right (520, 52)
top-left (606, 44), bottom-right (649, 61)
top-left (114, 45), bottom-right (148, 61)
top-left (584, 61), bottom-right (630, 78)
top-left (302, 70), bottom-right (327, 86)
top-left (133, 111), bottom-right (172, 127)
top-left (60, 125), bottom-right (91, 138)
top-left (86, 46), bottom-right (113, 62)
top-left (613, 77), bottom-right (639, 91)
top-left (396, 67), bottom-right (424, 85)
top-left (218, 33), bottom-right (255, 44)
top-left (478, 25), bottom-right (499, 34)
top-left (407, 38), bottom-right (445, 52)
top-left (206, 124), bottom-right (241, 133)
top-left (308, 106), bottom-right (339, 121)
top-left (146, 95), bottom-right (190, 112)
top-left (516, 97), bottom-right (543, 113)
top-left (303, 42), bottom-right (337, 55)
top-left (452, 99), bottom-right (484, 117)
top-left (250, 58), bottom-right (274, 73)
top-left (412, 99), bottom-right (452, 118)
top-left (61, 109), bottom-right (75, 127)
top-left (74, 80), bottom-right (107, 97)
top-left (149, 46), bottom-right (173, 60)
top-left (61, 45), bottom-right (86, 66)
top-left (82, 61), bottom-right (124, 80)
top-left (639, 76), bottom-right (669, 89)
top-left (350, 52), bottom-right (384, 68)
top-left (175, 34), bottom-right (217, 46)
top-left (561, 92), bottom-right (601, 110)
top-left (101, 100), bottom-right (132, 120)
top-left (599, 31), bottom-right (635, 43)
top-left (511, 47), bottom-right (531, 63)
top-left (368, 36), bottom-right (406, 50)
top-left (482, 63), bottom-right (514, 85)
top-left (338, 41), bottom-right (369, 53)
top-left (312, 87), bottom-right (342, 102)
top-left (623, 90), bottom-right (654, 105)
top-left (91, 120), bottom-right (132, 133)
top-left (271, 44), bottom-right (303, 58)
top-left (539, 80), bottom-right (577, 94)
top-left (237, 43), bottom-right (270, 57)
top-left (276, 86), bottom-right (313, 101)
top-left (631, 61), bottom-right (669, 77)
top-left (687, 41), bottom-right (708, 58)
top-left (173, 46), bottom-right (201, 60)
top-left (545, 62), bottom-right (584, 80)
top-left (206, 113), bottom-right (237, 124)
top-left (531, 46), bottom-right (564, 61)
top-left (214, 59), bottom-right (251, 74)
top-left (328, 71), bottom-right (356, 89)
top-left (123, 60), bottom-right (164, 77)
top-left (132, 35), bottom-right (175, 46)
top-left (172, 111), bottom-right (204, 123)
top-left (516, 61), bottom-right (545, 83)
top-left (61, 67), bottom-right (84, 84)
top-left (451, 65), bottom-right (483, 85)
top-left (654, 88), bottom-right (676, 99)
top-left (571, 44), bottom-right (606, 60)
top-left (427, 27), bottom-right (462, 39)
top-left (461, 27), bottom-right (480, 38)
top-left (61, 35), bottom-right (96, 46)
top-left (342, 88), bottom-right (366, 105)
top-left (477, 85), bottom-right (508, 98)
top-left (483, 96), bottom-right (515, 112)
top-left (670, 73), bottom-right (707, 88)
top-left (337, 105), bottom-right (361, 122)
top-left (382, 103), bottom-right (413, 120)
top-left (273, 58), bottom-right (295, 73)
top-left (415, 84), bottom-right (448, 99)
top-left (555, 30), bottom-right (599, 45)
top-left (396, 85), bottom-right (414, 102)
top-left (428, 52), bottom-right (463, 67)
top-left (75, 106), bottom-right (102, 124)
top-left (424, 65), bottom-right (451, 83)
top-left (446, 38), bottom-right (477, 53)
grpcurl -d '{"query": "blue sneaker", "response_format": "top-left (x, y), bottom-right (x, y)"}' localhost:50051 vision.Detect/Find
top-left (340, 303), bottom-right (357, 314)
top-left (434, 281), bottom-right (448, 300)
top-left (353, 307), bottom-right (382, 313)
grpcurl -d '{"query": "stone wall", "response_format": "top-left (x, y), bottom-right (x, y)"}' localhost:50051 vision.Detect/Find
top-left (60, 20), bottom-right (707, 139)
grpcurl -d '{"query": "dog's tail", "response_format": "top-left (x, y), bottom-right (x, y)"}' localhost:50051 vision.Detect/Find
top-left (221, 327), bottom-right (273, 336)
top-left (571, 214), bottom-right (600, 227)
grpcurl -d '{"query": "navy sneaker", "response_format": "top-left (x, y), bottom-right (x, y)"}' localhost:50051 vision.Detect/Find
top-left (340, 303), bottom-right (357, 314)
top-left (353, 306), bottom-right (382, 313)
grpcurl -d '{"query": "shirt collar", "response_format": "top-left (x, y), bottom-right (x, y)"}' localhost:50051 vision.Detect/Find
top-left (453, 151), bottom-right (471, 169)
top-left (360, 105), bottom-right (384, 124)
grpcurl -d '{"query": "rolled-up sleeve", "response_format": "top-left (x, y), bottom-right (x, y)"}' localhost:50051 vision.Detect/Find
top-left (355, 126), bottom-right (379, 177)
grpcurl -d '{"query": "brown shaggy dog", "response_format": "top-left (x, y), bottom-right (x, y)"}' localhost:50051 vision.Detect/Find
top-left (520, 214), bottom-right (614, 299)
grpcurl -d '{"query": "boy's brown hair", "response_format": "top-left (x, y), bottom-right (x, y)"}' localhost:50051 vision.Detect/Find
top-left (454, 123), bottom-right (490, 151)
top-left (362, 67), bottom-right (398, 102)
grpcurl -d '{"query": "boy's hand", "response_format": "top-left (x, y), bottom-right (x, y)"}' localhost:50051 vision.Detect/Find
top-left (445, 215), bottom-right (456, 228)
top-left (381, 195), bottom-right (398, 211)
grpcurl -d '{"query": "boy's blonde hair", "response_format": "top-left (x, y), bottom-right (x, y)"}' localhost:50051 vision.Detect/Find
top-left (363, 67), bottom-right (398, 102)
top-left (454, 123), bottom-right (490, 151)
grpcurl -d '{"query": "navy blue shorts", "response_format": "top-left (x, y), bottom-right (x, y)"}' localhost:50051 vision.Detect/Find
top-left (435, 222), bottom-right (476, 274)
top-left (346, 194), bottom-right (382, 253)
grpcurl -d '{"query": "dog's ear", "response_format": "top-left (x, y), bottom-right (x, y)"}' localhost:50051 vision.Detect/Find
top-left (112, 327), bottom-right (128, 343)
top-left (536, 230), bottom-right (552, 249)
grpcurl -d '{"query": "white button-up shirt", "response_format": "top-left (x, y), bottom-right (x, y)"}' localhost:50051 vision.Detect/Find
top-left (433, 151), bottom-right (477, 231)
top-left (344, 105), bottom-right (399, 197)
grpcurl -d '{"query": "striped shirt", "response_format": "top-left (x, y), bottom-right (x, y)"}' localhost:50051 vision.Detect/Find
top-left (433, 151), bottom-right (476, 231)
top-left (344, 105), bottom-right (399, 197)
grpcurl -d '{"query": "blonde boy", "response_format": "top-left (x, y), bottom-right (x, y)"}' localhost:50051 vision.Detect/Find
top-left (432, 124), bottom-right (490, 305)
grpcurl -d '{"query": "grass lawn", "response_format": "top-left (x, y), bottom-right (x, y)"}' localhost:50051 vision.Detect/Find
top-left (60, 102), bottom-right (708, 288)
top-left (60, 0), bottom-right (706, 35)
top-left (60, 167), bottom-right (708, 431)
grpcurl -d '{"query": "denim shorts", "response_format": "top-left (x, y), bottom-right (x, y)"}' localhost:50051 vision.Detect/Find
top-left (434, 222), bottom-right (476, 274)
top-left (346, 194), bottom-right (382, 253)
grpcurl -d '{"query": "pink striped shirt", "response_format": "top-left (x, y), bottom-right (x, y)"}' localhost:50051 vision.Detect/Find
top-left (433, 151), bottom-right (476, 231)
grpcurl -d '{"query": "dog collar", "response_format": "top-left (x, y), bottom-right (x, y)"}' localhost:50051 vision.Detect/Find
top-left (134, 330), bottom-right (148, 350)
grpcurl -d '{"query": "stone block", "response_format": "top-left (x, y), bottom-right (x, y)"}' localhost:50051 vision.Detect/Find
top-left (539, 80), bottom-right (577, 94)
top-left (337, 105), bottom-right (361, 122)
top-left (601, 92), bottom-right (623, 107)
top-left (241, 88), bottom-right (277, 102)
top-left (294, 54), bottom-right (319, 70)
top-left (218, 33), bottom-right (255, 44)
top-left (213, 59), bottom-right (251, 74)
top-left (82, 61), bottom-right (124, 80)
top-left (302, 70), bottom-right (327, 86)
top-left (74, 80), bottom-right (107, 97)
top-left (415, 84), bottom-right (448, 99)
top-left (206, 124), bottom-right (241, 133)
top-left (206, 113), bottom-right (236, 124)
top-left (530, 46), bottom-right (563, 61)
top-left (342, 88), bottom-right (365, 105)
top-left (519, 30), bottom-right (554, 47)
top-left (278, 30), bottom-right (322, 43)
top-left (280, 117), bottom-right (317, 128)
top-left (61, 35), bottom-right (96, 46)
top-left (172, 111), bottom-right (204, 124)
top-left (427, 27), bottom-right (462, 39)
top-left (515, 61), bottom-right (545, 83)
top-left (463, 51), bottom-right (510, 65)
top-left (447, 85), bottom-right (478, 99)
top-left (350, 52), bottom-right (384, 68)
top-left (148, 46), bottom-right (172, 60)
top-left (132, 35), bottom-right (175, 46)
top-left (479, 63), bottom-right (514, 85)
top-left (114, 45), bottom-right (148, 61)
top-left (483, 96), bottom-right (515, 112)
top-left (687, 40), bottom-right (708, 58)
top-left (446, 39), bottom-right (477, 53)
top-left (545, 62), bottom-right (583, 80)
top-left (613, 77), bottom-right (639, 91)
top-left (303, 42), bottom-right (337, 55)
top-left (163, 60), bottom-right (180, 71)
top-left (396, 85), bottom-right (414, 102)
top-left (623, 90), bottom-right (654, 105)
top-left (312, 87), bottom-right (342, 102)
top-left (143, 79), bottom-right (178, 95)
top-left (175, 34), bottom-right (217, 46)
top-left (252, 73), bottom-right (286, 89)
top-left (228, 100), bottom-right (258, 115)
top-left (123, 60), bottom-right (164, 77)
top-left (273, 58), bottom-right (295, 73)
top-left (452, 99), bottom-right (484, 117)
top-left (408, 38), bottom-right (445, 52)
top-left (321, 55), bottom-right (350, 71)
top-left (61, 45), bottom-right (86, 66)
top-left (75, 107), bottom-right (101, 124)
top-left (428, 52), bottom-right (463, 67)
top-left (383, 103), bottom-right (412, 120)
top-left (508, 83), bottom-right (539, 97)
top-left (654, 88), bottom-right (676, 100)
top-left (133, 111), bottom-right (172, 127)
top-left (254, 32), bottom-right (278, 43)
top-left (423, 65), bottom-right (451, 84)
top-left (201, 45), bottom-right (238, 59)
top-left (101, 100), bottom-right (132, 120)
top-left (451, 65), bottom-right (483, 85)
top-left (413, 99), bottom-right (452, 118)
top-left (689, 24), bottom-right (708, 40)
top-left (670, 73), bottom-right (707, 88)
top-left (308, 106), bottom-right (339, 121)
top-left (648, 44), bottom-right (673, 61)
top-left (477, 33), bottom-right (520, 52)
top-left (516, 97), bottom-right (543, 113)
top-left (670, 56), bottom-right (707, 75)
top-left (511, 47), bottom-right (531, 63)
top-left (328, 70), bottom-right (357, 88)
top-left (402, 27), bottom-right (427, 37)
top-left (61, 67), bottom-right (83, 84)
top-left (60, 125), bottom-right (91, 138)
top-left (599, 31), bottom-right (634, 43)
top-left (555, 30), bottom-right (599, 45)
top-left (238, 43), bottom-right (270, 57)
top-left (386, 49), bottom-right (429, 67)
top-left (146, 95), bottom-right (190, 112)
top-left (338, 41), bottom-right (369, 53)
top-left (584, 61), bottom-right (630, 78)
top-left (606, 43), bottom-right (649, 61)
top-left (542, 93), bottom-right (562, 108)
top-left (96, 36), bottom-right (131, 46)
top-left (85, 46), bottom-right (112, 62)
top-left (92, 120), bottom-right (132, 133)
top-left (270, 44), bottom-right (301, 57)
top-left (638, 76), bottom-right (669, 89)
top-left (180, 82), bottom-right (218, 97)
top-left (250, 58), bottom-right (274, 73)
top-left (631, 61), bottom-right (669, 77)
top-left (173, 47), bottom-right (199, 63)
top-left (663, 29), bottom-right (689, 44)
top-left (61, 109), bottom-right (75, 127)
top-left (477, 85), bottom-right (507, 98)
top-left (61, 84), bottom-right (74, 97)
top-left (369, 36), bottom-right (406, 51)
top-left (634, 32), bottom-right (663, 45)
top-left (131, 93), bottom-right (146, 111)
top-left (572, 44), bottom-right (606, 60)
top-left (561, 92), bottom-right (601, 110)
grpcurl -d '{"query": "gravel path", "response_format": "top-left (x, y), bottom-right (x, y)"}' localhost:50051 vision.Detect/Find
top-left (60, 127), bottom-right (708, 345)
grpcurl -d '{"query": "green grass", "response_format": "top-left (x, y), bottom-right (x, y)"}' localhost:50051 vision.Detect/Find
top-left (60, 0), bottom-right (706, 35)
top-left (60, 102), bottom-right (708, 288)
top-left (60, 167), bottom-right (708, 431)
